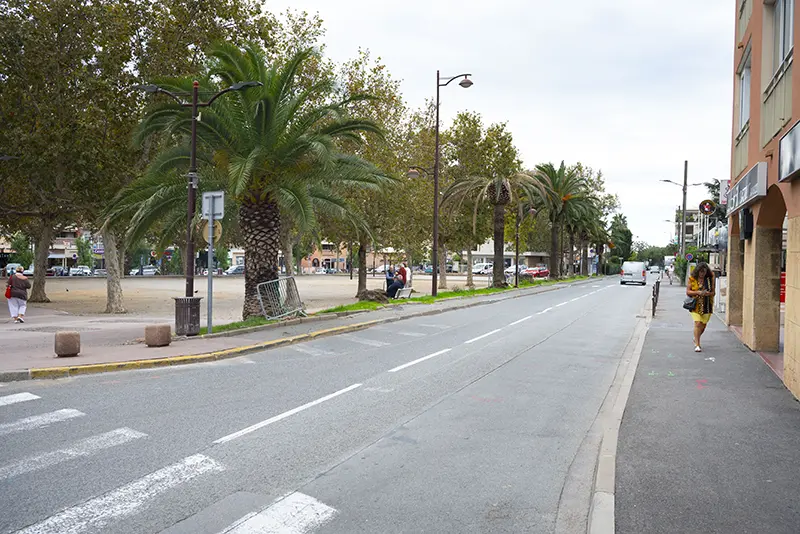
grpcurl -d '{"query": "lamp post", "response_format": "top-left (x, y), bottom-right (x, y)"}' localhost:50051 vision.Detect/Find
top-left (134, 80), bottom-right (261, 297)
top-left (660, 161), bottom-right (704, 258)
top-left (408, 71), bottom-right (473, 297)
top-left (515, 205), bottom-right (538, 288)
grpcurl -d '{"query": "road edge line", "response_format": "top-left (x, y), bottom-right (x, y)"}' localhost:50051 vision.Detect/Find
top-left (587, 302), bottom-right (651, 534)
top-left (2, 277), bottom-right (604, 382)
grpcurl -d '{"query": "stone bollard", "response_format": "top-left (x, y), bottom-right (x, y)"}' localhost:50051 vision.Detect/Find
top-left (145, 324), bottom-right (172, 347)
top-left (54, 331), bottom-right (81, 357)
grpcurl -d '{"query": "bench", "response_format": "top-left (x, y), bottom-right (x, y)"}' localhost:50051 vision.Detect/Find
top-left (394, 287), bottom-right (413, 299)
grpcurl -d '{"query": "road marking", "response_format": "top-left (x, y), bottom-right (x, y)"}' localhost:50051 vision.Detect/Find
top-left (508, 315), bottom-right (533, 326)
top-left (0, 428), bottom-right (147, 480)
top-left (388, 349), bottom-right (452, 373)
top-left (214, 383), bottom-right (363, 445)
top-left (555, 302), bottom-right (568, 307)
top-left (0, 409), bottom-right (84, 437)
top-left (395, 331), bottom-right (426, 337)
top-left (570, 297), bottom-right (581, 302)
top-left (218, 492), bottom-right (337, 534)
top-left (0, 392), bottom-right (40, 407)
top-left (16, 454), bottom-right (223, 534)
top-left (537, 307), bottom-right (553, 315)
top-left (290, 345), bottom-right (335, 357)
top-left (340, 334), bottom-right (389, 347)
top-left (464, 328), bottom-right (502, 344)
top-left (417, 323), bottom-right (448, 329)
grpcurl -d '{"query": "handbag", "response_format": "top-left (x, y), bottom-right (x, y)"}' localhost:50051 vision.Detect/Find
top-left (5, 277), bottom-right (11, 299)
top-left (683, 296), bottom-right (697, 311)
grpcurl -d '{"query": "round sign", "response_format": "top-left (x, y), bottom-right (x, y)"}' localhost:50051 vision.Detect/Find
top-left (699, 199), bottom-right (716, 215)
top-left (200, 220), bottom-right (223, 244)
top-left (150, 251), bottom-right (157, 258)
top-left (685, 253), bottom-right (694, 261)
top-left (72, 253), bottom-right (77, 260)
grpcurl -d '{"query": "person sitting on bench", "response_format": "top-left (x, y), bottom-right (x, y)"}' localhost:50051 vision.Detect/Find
top-left (386, 274), bottom-right (405, 298)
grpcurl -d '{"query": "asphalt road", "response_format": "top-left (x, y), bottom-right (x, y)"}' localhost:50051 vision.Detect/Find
top-left (0, 276), bottom-right (651, 534)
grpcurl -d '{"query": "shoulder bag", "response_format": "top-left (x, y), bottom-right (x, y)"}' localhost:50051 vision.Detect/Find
top-left (5, 276), bottom-right (12, 299)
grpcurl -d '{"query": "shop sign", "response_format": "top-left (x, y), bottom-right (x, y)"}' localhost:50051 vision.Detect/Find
top-left (727, 161), bottom-right (767, 213)
top-left (719, 179), bottom-right (729, 207)
top-left (779, 119), bottom-right (800, 182)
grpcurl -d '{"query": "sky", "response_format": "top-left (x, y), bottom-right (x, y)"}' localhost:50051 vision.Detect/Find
top-left (268, 0), bottom-right (734, 246)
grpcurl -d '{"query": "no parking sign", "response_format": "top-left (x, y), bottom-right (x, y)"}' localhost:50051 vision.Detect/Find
top-left (685, 253), bottom-right (693, 261)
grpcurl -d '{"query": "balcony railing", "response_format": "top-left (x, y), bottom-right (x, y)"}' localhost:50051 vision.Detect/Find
top-left (761, 57), bottom-right (793, 147)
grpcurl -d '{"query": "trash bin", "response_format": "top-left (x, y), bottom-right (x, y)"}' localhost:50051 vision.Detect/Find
top-left (174, 296), bottom-right (202, 336)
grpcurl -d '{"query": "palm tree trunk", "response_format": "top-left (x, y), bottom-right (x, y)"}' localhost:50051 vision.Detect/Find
top-left (492, 203), bottom-right (506, 287)
top-left (240, 196), bottom-right (281, 319)
top-left (466, 248), bottom-right (474, 289)
top-left (282, 232), bottom-right (294, 276)
top-left (102, 228), bottom-right (126, 313)
top-left (568, 233), bottom-right (576, 276)
top-left (550, 221), bottom-right (560, 279)
top-left (29, 225), bottom-right (52, 303)
top-left (357, 241), bottom-right (367, 294)
top-left (579, 239), bottom-right (588, 276)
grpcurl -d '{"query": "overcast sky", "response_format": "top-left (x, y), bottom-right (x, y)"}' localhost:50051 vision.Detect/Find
top-left (269, 0), bottom-right (734, 246)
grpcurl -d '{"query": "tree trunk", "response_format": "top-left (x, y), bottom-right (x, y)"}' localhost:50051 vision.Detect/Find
top-left (492, 202), bottom-right (506, 287)
top-left (29, 225), bottom-right (52, 303)
top-left (357, 241), bottom-right (367, 294)
top-left (282, 232), bottom-right (294, 276)
top-left (579, 239), bottom-right (588, 276)
top-left (550, 222), bottom-right (560, 279)
top-left (103, 229), bottom-right (126, 313)
top-left (240, 196), bottom-right (282, 319)
top-left (438, 243), bottom-right (447, 289)
top-left (118, 239), bottom-right (127, 277)
top-left (568, 233), bottom-right (576, 276)
top-left (466, 248), bottom-right (474, 289)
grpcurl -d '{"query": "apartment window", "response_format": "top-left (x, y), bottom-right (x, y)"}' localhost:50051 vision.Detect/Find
top-left (738, 50), bottom-right (752, 131)
top-left (773, 0), bottom-right (794, 71)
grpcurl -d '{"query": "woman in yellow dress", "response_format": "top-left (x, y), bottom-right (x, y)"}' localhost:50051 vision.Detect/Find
top-left (686, 262), bottom-right (714, 352)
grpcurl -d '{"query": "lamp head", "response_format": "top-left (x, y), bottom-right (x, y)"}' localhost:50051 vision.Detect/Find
top-left (459, 76), bottom-right (473, 89)
top-left (133, 84), bottom-right (160, 93)
top-left (230, 81), bottom-right (263, 91)
top-left (407, 168), bottom-right (421, 179)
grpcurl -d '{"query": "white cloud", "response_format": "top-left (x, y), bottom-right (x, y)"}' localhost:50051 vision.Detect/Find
top-left (267, 0), bottom-right (733, 244)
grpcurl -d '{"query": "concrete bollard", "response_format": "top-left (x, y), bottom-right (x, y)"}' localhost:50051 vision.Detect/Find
top-left (145, 324), bottom-right (172, 347)
top-left (54, 331), bottom-right (81, 357)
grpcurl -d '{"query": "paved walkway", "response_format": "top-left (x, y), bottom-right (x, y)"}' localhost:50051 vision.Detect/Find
top-left (0, 279), bottom-right (596, 375)
top-left (617, 284), bottom-right (800, 533)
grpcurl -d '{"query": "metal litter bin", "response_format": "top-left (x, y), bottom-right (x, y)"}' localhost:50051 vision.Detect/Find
top-left (174, 296), bottom-right (202, 336)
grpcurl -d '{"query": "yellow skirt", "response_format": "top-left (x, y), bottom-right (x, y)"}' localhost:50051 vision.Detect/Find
top-left (691, 313), bottom-right (712, 324)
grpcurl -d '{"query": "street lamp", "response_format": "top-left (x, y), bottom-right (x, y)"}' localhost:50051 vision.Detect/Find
top-left (659, 160), bottom-right (705, 258)
top-left (134, 80), bottom-right (262, 298)
top-left (515, 205), bottom-right (537, 287)
top-left (427, 71), bottom-right (473, 297)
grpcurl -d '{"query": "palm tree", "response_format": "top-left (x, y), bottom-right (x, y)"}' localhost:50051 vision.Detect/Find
top-left (531, 162), bottom-right (587, 278)
top-left (442, 173), bottom-right (545, 287)
top-left (111, 43), bottom-right (391, 318)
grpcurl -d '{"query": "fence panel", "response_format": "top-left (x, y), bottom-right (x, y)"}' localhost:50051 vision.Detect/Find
top-left (256, 276), bottom-right (306, 320)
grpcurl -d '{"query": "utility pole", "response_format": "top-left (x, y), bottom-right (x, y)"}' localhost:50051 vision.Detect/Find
top-left (680, 160), bottom-right (688, 258)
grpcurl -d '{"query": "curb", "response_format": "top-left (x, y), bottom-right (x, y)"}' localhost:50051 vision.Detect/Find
top-left (1, 277), bottom-right (602, 382)
top-left (587, 300), bottom-right (651, 534)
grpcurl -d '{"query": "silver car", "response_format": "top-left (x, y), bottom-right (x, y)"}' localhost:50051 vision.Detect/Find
top-left (620, 261), bottom-right (647, 286)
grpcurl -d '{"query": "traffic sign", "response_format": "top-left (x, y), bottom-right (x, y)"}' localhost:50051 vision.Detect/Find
top-left (685, 253), bottom-right (693, 261)
top-left (150, 251), bottom-right (157, 258)
top-left (72, 253), bottom-right (77, 260)
top-left (200, 220), bottom-right (223, 244)
top-left (699, 199), bottom-right (716, 215)
top-left (201, 191), bottom-right (225, 220)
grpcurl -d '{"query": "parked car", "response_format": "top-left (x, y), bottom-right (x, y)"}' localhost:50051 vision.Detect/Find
top-left (22, 265), bottom-right (34, 276)
top-left (649, 265), bottom-right (661, 274)
top-left (423, 265), bottom-right (433, 274)
top-left (69, 265), bottom-right (93, 276)
top-left (47, 266), bottom-right (68, 277)
top-left (521, 265), bottom-right (550, 278)
top-left (620, 261), bottom-right (647, 285)
top-left (325, 268), bottom-right (338, 274)
top-left (4, 263), bottom-right (21, 276)
top-left (504, 264), bottom-right (526, 275)
top-left (93, 269), bottom-right (107, 277)
top-left (128, 265), bottom-right (157, 276)
top-left (472, 263), bottom-right (493, 275)
top-left (314, 268), bottom-right (327, 275)
top-left (224, 265), bottom-right (245, 275)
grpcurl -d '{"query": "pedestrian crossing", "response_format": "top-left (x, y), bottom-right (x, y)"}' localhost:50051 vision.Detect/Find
top-left (0, 390), bottom-right (337, 534)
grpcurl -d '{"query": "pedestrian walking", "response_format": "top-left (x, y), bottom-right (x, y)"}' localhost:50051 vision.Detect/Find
top-left (6, 266), bottom-right (31, 323)
top-left (686, 262), bottom-right (714, 352)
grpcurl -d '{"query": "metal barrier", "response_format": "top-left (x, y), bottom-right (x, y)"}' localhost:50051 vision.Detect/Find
top-left (256, 276), bottom-right (306, 320)
top-left (652, 278), bottom-right (661, 317)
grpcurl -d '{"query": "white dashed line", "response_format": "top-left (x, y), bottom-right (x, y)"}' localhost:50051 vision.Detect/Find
top-left (508, 315), bottom-right (533, 326)
top-left (465, 329), bottom-right (503, 344)
top-left (388, 349), bottom-right (452, 373)
top-left (218, 492), bottom-right (338, 534)
top-left (213, 384), bottom-right (362, 444)
top-left (0, 392), bottom-right (40, 407)
top-left (537, 307), bottom-right (553, 315)
top-left (555, 302), bottom-right (568, 307)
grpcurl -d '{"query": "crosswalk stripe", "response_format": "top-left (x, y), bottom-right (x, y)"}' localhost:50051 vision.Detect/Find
top-left (0, 392), bottom-right (40, 407)
top-left (340, 334), bottom-right (389, 347)
top-left (0, 409), bottom-right (84, 437)
top-left (417, 323), bottom-right (448, 329)
top-left (16, 454), bottom-right (224, 534)
top-left (218, 492), bottom-right (338, 534)
top-left (290, 345), bottom-right (335, 357)
top-left (0, 428), bottom-right (147, 480)
top-left (395, 331), bottom-right (426, 337)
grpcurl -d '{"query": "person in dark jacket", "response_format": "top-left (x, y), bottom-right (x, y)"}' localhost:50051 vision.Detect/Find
top-left (386, 273), bottom-right (405, 298)
top-left (7, 265), bottom-right (31, 323)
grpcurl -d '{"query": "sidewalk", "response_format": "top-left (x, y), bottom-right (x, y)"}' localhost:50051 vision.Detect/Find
top-left (0, 278), bottom-right (598, 379)
top-left (616, 284), bottom-right (800, 533)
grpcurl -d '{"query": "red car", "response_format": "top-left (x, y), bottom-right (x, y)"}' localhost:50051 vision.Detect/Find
top-left (522, 265), bottom-right (550, 278)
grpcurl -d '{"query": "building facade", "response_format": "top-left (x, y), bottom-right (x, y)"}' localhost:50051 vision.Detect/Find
top-left (729, 0), bottom-right (800, 396)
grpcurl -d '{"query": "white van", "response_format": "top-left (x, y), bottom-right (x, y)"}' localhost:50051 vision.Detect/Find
top-left (620, 261), bottom-right (647, 285)
top-left (472, 263), bottom-right (492, 275)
